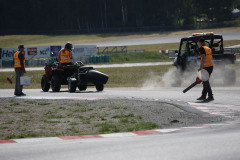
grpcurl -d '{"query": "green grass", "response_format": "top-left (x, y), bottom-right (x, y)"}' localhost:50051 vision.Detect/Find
top-left (98, 65), bottom-right (172, 87)
top-left (128, 43), bottom-right (179, 51)
top-left (127, 122), bottom-right (159, 132)
top-left (5, 132), bottom-right (39, 140)
top-left (10, 102), bottom-right (20, 106)
top-left (96, 122), bottom-right (120, 133)
top-left (1, 60), bottom-right (239, 89)
top-left (0, 65), bottom-right (172, 89)
top-left (14, 110), bottom-right (30, 113)
top-left (101, 51), bottom-right (171, 63)
top-left (0, 35), bottom-right (106, 48)
top-left (38, 102), bottom-right (51, 106)
top-left (223, 40), bottom-right (240, 47)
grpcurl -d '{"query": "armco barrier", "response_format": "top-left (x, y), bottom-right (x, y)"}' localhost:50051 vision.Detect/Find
top-left (0, 55), bottom-right (111, 67)
top-left (2, 60), bottom-right (13, 67)
top-left (72, 56), bottom-right (89, 64)
top-left (89, 55), bottom-right (110, 64)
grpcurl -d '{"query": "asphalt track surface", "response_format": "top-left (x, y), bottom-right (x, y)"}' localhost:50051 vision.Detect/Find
top-left (0, 62), bottom-right (173, 72)
top-left (0, 87), bottom-right (240, 160)
top-left (85, 31), bottom-right (240, 47)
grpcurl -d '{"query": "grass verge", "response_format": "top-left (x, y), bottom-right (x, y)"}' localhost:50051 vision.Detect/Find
top-left (1, 61), bottom-right (240, 89)
top-left (103, 51), bottom-right (170, 63)
top-left (0, 65), bottom-right (173, 89)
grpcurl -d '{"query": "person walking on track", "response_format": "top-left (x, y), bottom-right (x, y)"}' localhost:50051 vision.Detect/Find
top-left (197, 37), bottom-right (214, 101)
top-left (13, 45), bottom-right (26, 96)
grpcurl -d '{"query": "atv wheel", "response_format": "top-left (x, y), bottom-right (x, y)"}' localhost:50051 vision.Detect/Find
top-left (78, 85), bottom-right (87, 91)
top-left (68, 81), bottom-right (77, 93)
top-left (96, 84), bottom-right (104, 92)
top-left (41, 75), bottom-right (50, 92)
top-left (51, 75), bottom-right (61, 92)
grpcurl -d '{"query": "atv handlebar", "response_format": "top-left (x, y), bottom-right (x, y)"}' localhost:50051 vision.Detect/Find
top-left (76, 61), bottom-right (84, 66)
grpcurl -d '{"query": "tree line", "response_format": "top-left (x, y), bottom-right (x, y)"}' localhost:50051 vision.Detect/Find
top-left (0, 0), bottom-right (239, 34)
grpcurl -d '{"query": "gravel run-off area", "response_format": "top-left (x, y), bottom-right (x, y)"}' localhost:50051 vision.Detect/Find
top-left (0, 98), bottom-right (226, 140)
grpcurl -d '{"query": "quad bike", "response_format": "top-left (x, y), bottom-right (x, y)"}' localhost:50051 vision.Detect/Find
top-left (41, 62), bottom-right (108, 92)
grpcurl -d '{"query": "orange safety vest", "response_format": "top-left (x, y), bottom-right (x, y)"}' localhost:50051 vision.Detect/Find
top-left (200, 46), bottom-right (213, 68)
top-left (59, 49), bottom-right (72, 63)
top-left (14, 51), bottom-right (25, 68)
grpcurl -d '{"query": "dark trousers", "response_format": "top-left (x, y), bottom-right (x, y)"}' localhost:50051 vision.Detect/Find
top-left (15, 68), bottom-right (25, 95)
top-left (202, 66), bottom-right (213, 97)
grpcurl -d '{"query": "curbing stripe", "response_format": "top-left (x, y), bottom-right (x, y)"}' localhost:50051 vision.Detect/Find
top-left (189, 102), bottom-right (238, 118)
top-left (132, 130), bottom-right (160, 135)
top-left (100, 132), bottom-right (137, 138)
top-left (181, 126), bottom-right (205, 129)
top-left (0, 122), bottom-right (233, 144)
top-left (59, 135), bottom-right (102, 140)
top-left (154, 129), bottom-right (180, 133)
top-left (0, 140), bottom-right (16, 144)
top-left (14, 137), bottom-right (62, 143)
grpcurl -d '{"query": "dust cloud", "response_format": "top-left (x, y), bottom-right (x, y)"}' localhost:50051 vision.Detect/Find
top-left (142, 64), bottom-right (239, 89)
top-left (142, 67), bottom-right (196, 89)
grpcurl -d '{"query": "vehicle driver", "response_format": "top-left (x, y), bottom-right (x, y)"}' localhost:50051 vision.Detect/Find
top-left (58, 42), bottom-right (73, 65)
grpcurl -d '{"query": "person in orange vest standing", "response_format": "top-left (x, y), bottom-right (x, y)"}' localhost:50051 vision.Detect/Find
top-left (13, 45), bottom-right (26, 96)
top-left (197, 37), bottom-right (214, 101)
top-left (58, 42), bottom-right (73, 65)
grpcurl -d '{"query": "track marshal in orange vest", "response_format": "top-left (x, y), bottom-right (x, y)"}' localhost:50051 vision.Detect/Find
top-left (58, 42), bottom-right (73, 65)
top-left (197, 37), bottom-right (214, 101)
top-left (13, 45), bottom-right (26, 96)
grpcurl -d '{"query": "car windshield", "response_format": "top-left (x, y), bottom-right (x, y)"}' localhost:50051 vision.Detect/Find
top-left (204, 39), bottom-right (211, 48)
top-left (180, 38), bottom-right (214, 57)
top-left (180, 40), bottom-right (197, 56)
top-left (212, 39), bottom-right (222, 51)
top-left (180, 40), bottom-right (188, 56)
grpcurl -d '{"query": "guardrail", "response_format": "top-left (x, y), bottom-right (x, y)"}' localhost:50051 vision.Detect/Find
top-left (159, 49), bottom-right (178, 59)
top-left (0, 55), bottom-right (111, 67)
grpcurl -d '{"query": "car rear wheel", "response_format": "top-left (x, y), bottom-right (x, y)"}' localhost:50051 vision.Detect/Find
top-left (51, 75), bottom-right (61, 92)
top-left (41, 75), bottom-right (50, 92)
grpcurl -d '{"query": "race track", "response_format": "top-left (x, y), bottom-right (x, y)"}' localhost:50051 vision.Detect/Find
top-left (0, 30), bottom-right (240, 159)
